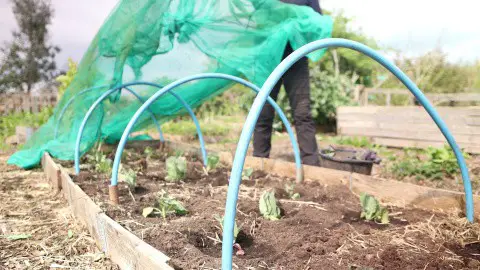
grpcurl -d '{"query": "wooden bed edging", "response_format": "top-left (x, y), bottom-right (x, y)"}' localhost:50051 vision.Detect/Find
top-left (41, 153), bottom-right (174, 270)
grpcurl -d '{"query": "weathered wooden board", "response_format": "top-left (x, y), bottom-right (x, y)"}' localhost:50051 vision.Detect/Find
top-left (337, 106), bottom-right (480, 153)
top-left (41, 152), bottom-right (62, 191)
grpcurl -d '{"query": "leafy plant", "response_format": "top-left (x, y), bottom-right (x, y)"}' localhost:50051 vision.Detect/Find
top-left (214, 215), bottom-right (241, 242)
top-left (56, 58), bottom-right (77, 99)
top-left (259, 191), bottom-right (281, 221)
top-left (389, 145), bottom-right (467, 181)
top-left (214, 215), bottom-right (244, 255)
top-left (142, 191), bottom-right (187, 220)
top-left (204, 155), bottom-right (220, 175)
top-left (241, 168), bottom-right (253, 181)
top-left (329, 136), bottom-right (372, 148)
top-left (165, 156), bottom-right (187, 182)
top-left (359, 193), bottom-right (389, 224)
top-left (86, 151), bottom-right (112, 175)
top-left (0, 106), bottom-right (53, 150)
top-left (285, 183), bottom-right (300, 200)
top-left (144, 146), bottom-right (154, 159)
top-left (119, 167), bottom-right (137, 189)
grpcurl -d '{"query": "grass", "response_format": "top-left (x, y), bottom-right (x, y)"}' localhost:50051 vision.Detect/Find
top-left (0, 106), bottom-right (54, 151)
top-left (161, 118), bottom-right (230, 138)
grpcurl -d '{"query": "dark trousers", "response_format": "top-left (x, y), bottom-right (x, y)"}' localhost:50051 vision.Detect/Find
top-left (253, 45), bottom-right (320, 166)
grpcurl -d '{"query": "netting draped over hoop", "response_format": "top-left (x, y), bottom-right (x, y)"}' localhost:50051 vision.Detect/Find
top-left (8, 0), bottom-right (333, 169)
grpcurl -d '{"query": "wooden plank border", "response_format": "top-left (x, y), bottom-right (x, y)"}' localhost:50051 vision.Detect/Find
top-left (41, 153), bottom-right (174, 270)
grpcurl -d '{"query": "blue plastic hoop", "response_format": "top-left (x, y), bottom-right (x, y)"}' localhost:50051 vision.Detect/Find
top-left (54, 85), bottom-right (165, 142)
top-left (221, 38), bottom-right (474, 270)
top-left (74, 82), bottom-right (207, 174)
top-left (109, 73), bottom-right (303, 190)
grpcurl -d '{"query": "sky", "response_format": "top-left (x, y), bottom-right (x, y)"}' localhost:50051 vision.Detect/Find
top-left (1, 0), bottom-right (479, 70)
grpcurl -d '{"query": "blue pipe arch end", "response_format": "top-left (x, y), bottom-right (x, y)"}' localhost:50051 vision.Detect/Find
top-left (108, 73), bottom-right (304, 203)
top-left (221, 38), bottom-right (474, 270)
top-left (73, 82), bottom-right (207, 175)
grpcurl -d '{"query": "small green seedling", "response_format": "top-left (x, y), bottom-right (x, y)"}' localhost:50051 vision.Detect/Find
top-left (204, 155), bottom-right (220, 175)
top-left (285, 183), bottom-right (300, 200)
top-left (142, 191), bottom-right (187, 220)
top-left (144, 146), bottom-right (154, 159)
top-left (119, 167), bottom-right (137, 189)
top-left (259, 190), bottom-right (281, 221)
top-left (359, 193), bottom-right (389, 224)
top-left (87, 151), bottom-right (112, 174)
top-left (165, 156), bottom-right (187, 182)
top-left (241, 168), bottom-right (253, 181)
top-left (215, 215), bottom-right (245, 255)
top-left (214, 215), bottom-right (241, 242)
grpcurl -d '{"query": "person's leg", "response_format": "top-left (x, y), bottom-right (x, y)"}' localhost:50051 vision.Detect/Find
top-left (253, 80), bottom-right (282, 158)
top-left (283, 55), bottom-right (320, 166)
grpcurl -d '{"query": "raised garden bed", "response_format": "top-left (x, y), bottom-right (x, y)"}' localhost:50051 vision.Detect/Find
top-left (45, 141), bottom-right (480, 269)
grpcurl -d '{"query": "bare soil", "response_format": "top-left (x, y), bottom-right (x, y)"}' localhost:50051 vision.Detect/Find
top-left (73, 147), bottom-right (480, 270)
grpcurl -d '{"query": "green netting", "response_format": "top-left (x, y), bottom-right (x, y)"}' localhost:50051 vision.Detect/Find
top-left (8, 0), bottom-right (333, 169)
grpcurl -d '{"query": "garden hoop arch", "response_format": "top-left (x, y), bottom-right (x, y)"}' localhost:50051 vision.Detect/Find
top-left (108, 73), bottom-right (304, 204)
top-left (74, 82), bottom-right (207, 175)
top-left (220, 38), bottom-right (475, 270)
top-left (54, 85), bottom-right (165, 142)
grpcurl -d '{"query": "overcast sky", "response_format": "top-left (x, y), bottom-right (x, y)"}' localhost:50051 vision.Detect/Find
top-left (1, 0), bottom-right (479, 70)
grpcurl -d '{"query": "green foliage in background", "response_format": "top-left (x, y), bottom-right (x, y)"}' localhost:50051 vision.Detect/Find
top-left (388, 146), bottom-right (468, 180)
top-left (319, 11), bottom-right (380, 87)
top-left (0, 107), bottom-right (53, 150)
top-left (56, 59), bottom-right (78, 99)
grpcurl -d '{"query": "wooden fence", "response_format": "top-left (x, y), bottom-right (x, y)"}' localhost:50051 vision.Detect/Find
top-left (354, 87), bottom-right (480, 106)
top-left (337, 106), bottom-right (480, 153)
top-left (0, 93), bottom-right (57, 115)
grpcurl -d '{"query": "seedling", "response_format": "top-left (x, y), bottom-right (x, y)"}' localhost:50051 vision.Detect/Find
top-left (119, 167), bottom-right (137, 189)
top-left (165, 156), bottom-right (187, 182)
top-left (285, 183), bottom-right (300, 200)
top-left (214, 215), bottom-right (244, 255)
top-left (142, 191), bottom-right (187, 220)
top-left (86, 151), bottom-right (112, 174)
top-left (359, 193), bottom-right (389, 224)
top-left (144, 146), bottom-right (154, 159)
top-left (241, 168), bottom-right (253, 181)
top-left (259, 190), bottom-right (281, 220)
top-left (204, 155), bottom-right (220, 175)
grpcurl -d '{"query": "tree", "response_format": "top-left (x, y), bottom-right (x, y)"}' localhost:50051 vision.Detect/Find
top-left (317, 11), bottom-right (380, 86)
top-left (0, 0), bottom-right (60, 93)
top-left (382, 49), bottom-right (473, 93)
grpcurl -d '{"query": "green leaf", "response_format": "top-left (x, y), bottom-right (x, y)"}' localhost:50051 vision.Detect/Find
top-left (156, 192), bottom-right (188, 219)
top-left (119, 167), bottom-right (137, 189)
top-left (142, 207), bottom-right (155, 218)
top-left (206, 155), bottom-right (220, 172)
top-left (360, 193), bottom-right (389, 224)
top-left (165, 156), bottom-right (187, 182)
top-left (291, 193), bottom-right (301, 200)
top-left (378, 208), bottom-right (390, 224)
top-left (6, 234), bottom-right (31, 241)
top-left (241, 168), bottom-right (253, 180)
top-left (68, 230), bottom-right (74, 239)
top-left (215, 215), bottom-right (241, 241)
top-left (259, 191), bottom-right (281, 221)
